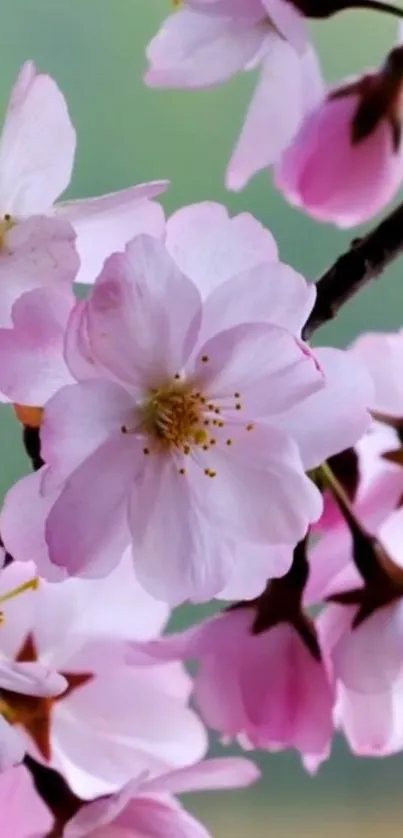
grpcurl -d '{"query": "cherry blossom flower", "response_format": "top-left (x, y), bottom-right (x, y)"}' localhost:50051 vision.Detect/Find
top-left (0, 61), bottom-right (167, 286)
top-left (275, 44), bottom-right (403, 226)
top-left (0, 764), bottom-right (53, 836)
top-left (0, 560), bottom-right (206, 798)
top-left (145, 2), bottom-right (325, 189)
top-left (65, 757), bottom-right (259, 838)
top-left (25, 233), bottom-right (327, 602)
top-left (0, 215), bottom-right (374, 602)
top-left (127, 607), bottom-right (335, 772)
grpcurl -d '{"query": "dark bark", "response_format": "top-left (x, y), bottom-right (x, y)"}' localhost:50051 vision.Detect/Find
top-left (303, 200), bottom-right (403, 340)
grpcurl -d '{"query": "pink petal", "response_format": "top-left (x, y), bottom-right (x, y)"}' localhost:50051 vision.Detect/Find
top-left (322, 604), bottom-right (403, 694)
top-left (276, 347), bottom-right (373, 470)
top-left (0, 216), bottom-right (79, 327)
top-left (0, 469), bottom-right (66, 582)
top-left (54, 662), bottom-right (207, 798)
top-left (0, 719), bottom-right (25, 772)
top-left (67, 794), bottom-right (211, 838)
top-left (45, 436), bottom-right (136, 578)
top-left (191, 323), bottom-right (323, 416)
top-left (57, 184), bottom-right (167, 284)
top-left (60, 548), bottom-right (170, 642)
top-left (199, 262), bottom-right (315, 343)
top-left (217, 542), bottom-right (293, 600)
top-left (0, 764), bottom-right (53, 834)
top-left (262, 0), bottom-right (308, 51)
top-left (41, 378), bottom-right (134, 479)
top-left (0, 62), bottom-right (75, 215)
top-left (64, 299), bottom-right (101, 382)
top-left (129, 455), bottom-right (232, 604)
top-left (144, 756), bottom-right (260, 795)
top-left (227, 36), bottom-right (303, 190)
top-left (165, 201), bottom-right (278, 299)
top-left (145, 9), bottom-right (266, 88)
top-left (0, 658), bottom-right (66, 697)
top-left (0, 287), bottom-right (73, 404)
top-left (351, 330), bottom-right (403, 417)
top-left (193, 424), bottom-right (322, 544)
top-left (87, 235), bottom-right (202, 388)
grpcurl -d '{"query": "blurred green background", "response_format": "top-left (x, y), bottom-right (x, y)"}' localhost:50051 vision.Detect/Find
top-left (2, 1), bottom-right (403, 835)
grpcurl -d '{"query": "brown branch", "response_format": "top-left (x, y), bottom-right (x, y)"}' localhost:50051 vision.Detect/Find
top-left (303, 199), bottom-right (403, 340)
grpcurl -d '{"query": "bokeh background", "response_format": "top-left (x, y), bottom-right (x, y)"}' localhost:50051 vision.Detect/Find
top-left (2, 1), bottom-right (403, 835)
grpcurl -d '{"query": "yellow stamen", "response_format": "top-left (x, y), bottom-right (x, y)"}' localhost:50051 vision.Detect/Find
top-left (0, 577), bottom-right (39, 606)
top-left (0, 214), bottom-right (15, 253)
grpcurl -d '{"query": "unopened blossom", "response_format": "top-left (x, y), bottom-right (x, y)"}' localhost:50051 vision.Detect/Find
top-left (0, 561), bottom-right (206, 798)
top-left (275, 43), bottom-right (403, 226)
top-left (145, 2), bottom-right (326, 189)
top-left (0, 61), bottom-right (167, 287)
top-left (65, 757), bottom-right (259, 838)
top-left (0, 764), bottom-right (53, 836)
top-left (127, 607), bottom-right (335, 772)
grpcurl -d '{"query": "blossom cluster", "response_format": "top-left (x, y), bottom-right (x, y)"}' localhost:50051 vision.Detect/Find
top-left (2, 0), bottom-right (403, 835)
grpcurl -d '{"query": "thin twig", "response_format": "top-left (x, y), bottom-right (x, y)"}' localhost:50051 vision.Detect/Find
top-left (303, 199), bottom-right (403, 340)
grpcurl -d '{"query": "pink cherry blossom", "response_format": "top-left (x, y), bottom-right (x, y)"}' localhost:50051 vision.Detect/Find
top-left (65, 757), bottom-right (259, 838)
top-left (0, 217), bottom-right (373, 602)
top-left (0, 561), bottom-right (206, 798)
top-left (145, 2), bottom-right (325, 189)
top-left (127, 607), bottom-right (335, 772)
top-left (275, 52), bottom-right (403, 227)
top-left (0, 61), bottom-right (167, 285)
top-left (319, 598), bottom-right (403, 757)
top-left (33, 234), bottom-right (326, 602)
top-left (0, 764), bottom-right (53, 836)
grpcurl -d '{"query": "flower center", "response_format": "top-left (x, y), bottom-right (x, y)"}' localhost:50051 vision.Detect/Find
top-left (139, 381), bottom-right (210, 451)
top-left (0, 214), bottom-right (15, 252)
top-left (0, 633), bottom-right (93, 760)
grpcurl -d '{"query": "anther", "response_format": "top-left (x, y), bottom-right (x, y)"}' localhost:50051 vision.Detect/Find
top-left (234, 392), bottom-right (240, 398)
top-left (143, 447), bottom-right (150, 455)
top-left (246, 424), bottom-right (254, 431)
top-left (226, 439), bottom-right (233, 446)
top-left (235, 403), bottom-right (242, 411)
top-left (179, 468), bottom-right (186, 475)
top-left (201, 355), bottom-right (209, 363)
